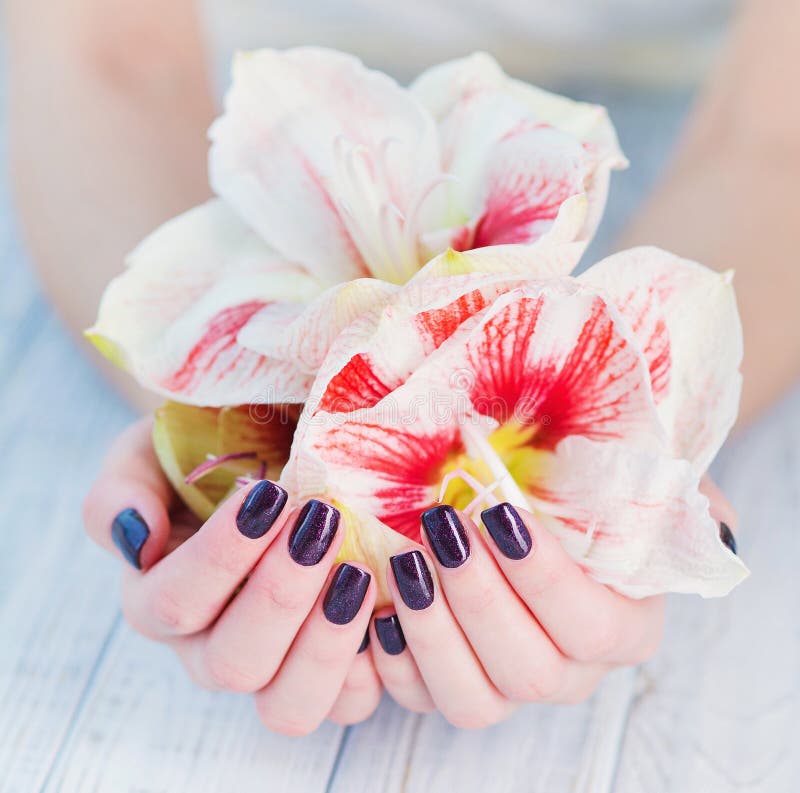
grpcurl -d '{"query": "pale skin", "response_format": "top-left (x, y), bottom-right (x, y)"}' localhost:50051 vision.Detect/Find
top-left (8, 0), bottom-right (796, 732)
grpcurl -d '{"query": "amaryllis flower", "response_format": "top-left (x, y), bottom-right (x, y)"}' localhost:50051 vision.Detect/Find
top-left (282, 246), bottom-right (749, 599)
top-left (86, 49), bottom-right (625, 408)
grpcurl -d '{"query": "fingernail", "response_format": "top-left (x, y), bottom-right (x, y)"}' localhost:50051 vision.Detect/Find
top-left (375, 614), bottom-right (406, 655)
top-left (236, 480), bottom-right (288, 539)
top-left (111, 508), bottom-right (150, 569)
top-left (719, 522), bottom-right (737, 555)
top-left (420, 505), bottom-right (469, 568)
top-left (390, 551), bottom-right (434, 610)
top-left (288, 499), bottom-right (340, 565)
top-left (481, 502), bottom-right (533, 560)
top-left (358, 630), bottom-right (370, 654)
top-left (323, 564), bottom-right (371, 625)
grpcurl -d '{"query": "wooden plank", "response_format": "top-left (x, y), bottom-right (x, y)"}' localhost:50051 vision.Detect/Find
top-left (41, 625), bottom-right (345, 793)
top-left (0, 190), bottom-right (136, 792)
top-left (613, 389), bottom-right (800, 793)
top-left (332, 674), bottom-right (637, 793)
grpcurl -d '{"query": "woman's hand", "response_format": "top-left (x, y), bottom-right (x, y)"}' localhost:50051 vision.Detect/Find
top-left (82, 417), bottom-right (381, 735)
top-left (371, 481), bottom-right (737, 729)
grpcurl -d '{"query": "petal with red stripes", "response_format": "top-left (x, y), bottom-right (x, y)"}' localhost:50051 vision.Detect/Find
top-left (451, 282), bottom-right (665, 451)
top-left (87, 199), bottom-right (322, 406)
top-left (412, 52), bottom-right (627, 260)
top-left (579, 247), bottom-right (743, 471)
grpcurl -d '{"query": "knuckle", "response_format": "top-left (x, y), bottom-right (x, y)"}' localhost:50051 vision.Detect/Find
top-left (534, 663), bottom-right (567, 700)
top-left (250, 573), bottom-right (308, 615)
top-left (458, 582), bottom-right (501, 620)
top-left (295, 639), bottom-right (344, 669)
top-left (572, 619), bottom-right (622, 663)
top-left (194, 533), bottom-right (247, 579)
top-left (559, 681), bottom-right (598, 705)
top-left (120, 597), bottom-right (154, 639)
top-left (341, 671), bottom-right (376, 697)
top-left (204, 647), bottom-right (263, 693)
top-left (445, 706), bottom-right (505, 731)
top-left (81, 484), bottom-right (107, 539)
top-left (380, 661), bottom-right (421, 690)
top-left (147, 588), bottom-right (202, 635)
top-left (330, 688), bottom-right (381, 726)
top-left (525, 561), bottom-right (571, 599)
top-left (627, 631), bottom-right (662, 665)
top-left (255, 698), bottom-right (317, 737)
top-left (510, 661), bottom-right (565, 702)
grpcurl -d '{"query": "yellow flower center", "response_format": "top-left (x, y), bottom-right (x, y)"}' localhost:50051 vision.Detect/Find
top-left (440, 421), bottom-right (548, 514)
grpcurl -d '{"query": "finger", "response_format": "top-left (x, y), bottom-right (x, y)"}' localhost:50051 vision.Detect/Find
top-left (82, 416), bottom-right (174, 569)
top-left (420, 505), bottom-right (571, 702)
top-left (121, 479), bottom-right (292, 639)
top-left (700, 475), bottom-right (737, 528)
top-left (387, 548), bottom-right (513, 729)
top-left (547, 660), bottom-right (614, 705)
top-left (326, 640), bottom-right (382, 726)
top-left (479, 502), bottom-right (664, 665)
top-left (254, 563), bottom-right (375, 736)
top-left (370, 608), bottom-right (435, 714)
top-left (201, 500), bottom-right (344, 691)
top-left (700, 475), bottom-right (739, 554)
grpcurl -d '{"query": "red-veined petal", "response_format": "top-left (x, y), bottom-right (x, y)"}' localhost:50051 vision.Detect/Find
top-left (86, 199), bottom-right (322, 406)
top-left (412, 52), bottom-right (627, 261)
top-left (579, 247), bottom-right (743, 471)
top-left (436, 282), bottom-right (665, 450)
top-left (448, 122), bottom-right (587, 251)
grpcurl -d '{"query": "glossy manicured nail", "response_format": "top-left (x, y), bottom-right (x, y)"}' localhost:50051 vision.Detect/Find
top-left (358, 630), bottom-right (370, 654)
top-left (375, 614), bottom-right (406, 655)
top-left (481, 502), bottom-right (533, 560)
top-left (323, 564), bottom-right (371, 625)
top-left (719, 522), bottom-right (737, 555)
top-left (236, 480), bottom-right (288, 539)
top-left (421, 505), bottom-right (469, 568)
top-left (111, 508), bottom-right (150, 569)
top-left (288, 499), bottom-right (340, 565)
top-left (391, 551), bottom-right (434, 610)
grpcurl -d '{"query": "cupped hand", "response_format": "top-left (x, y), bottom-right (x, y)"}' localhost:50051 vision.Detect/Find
top-left (371, 479), bottom-right (737, 729)
top-left (82, 417), bottom-right (381, 735)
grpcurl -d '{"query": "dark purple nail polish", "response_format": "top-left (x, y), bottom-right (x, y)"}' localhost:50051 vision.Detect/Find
top-left (288, 500), bottom-right (340, 565)
top-left (323, 564), bottom-right (371, 625)
top-left (236, 480), bottom-right (288, 539)
top-left (420, 505), bottom-right (469, 568)
top-left (375, 614), bottom-right (406, 655)
top-left (111, 508), bottom-right (150, 569)
top-left (358, 630), bottom-right (370, 654)
top-left (391, 551), bottom-right (434, 610)
top-left (481, 502), bottom-right (533, 560)
top-left (719, 522), bottom-right (737, 555)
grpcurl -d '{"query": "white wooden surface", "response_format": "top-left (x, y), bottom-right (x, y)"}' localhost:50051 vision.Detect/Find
top-left (2, 83), bottom-right (799, 792)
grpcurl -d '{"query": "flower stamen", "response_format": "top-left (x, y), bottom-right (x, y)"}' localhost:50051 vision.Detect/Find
top-left (184, 451), bottom-right (258, 484)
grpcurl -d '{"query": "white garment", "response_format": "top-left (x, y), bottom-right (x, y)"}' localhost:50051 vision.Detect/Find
top-left (199, 0), bottom-right (738, 97)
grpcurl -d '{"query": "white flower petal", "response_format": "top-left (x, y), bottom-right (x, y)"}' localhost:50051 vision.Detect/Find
top-left (531, 436), bottom-right (749, 597)
top-left (87, 199), bottom-right (322, 406)
top-left (209, 47), bottom-right (442, 284)
top-left (238, 278), bottom-right (399, 382)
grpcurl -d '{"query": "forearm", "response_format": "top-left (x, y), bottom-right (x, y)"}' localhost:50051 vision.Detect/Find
top-left (621, 0), bottom-right (800, 425)
top-left (7, 0), bottom-right (215, 410)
